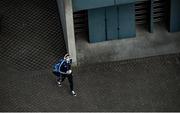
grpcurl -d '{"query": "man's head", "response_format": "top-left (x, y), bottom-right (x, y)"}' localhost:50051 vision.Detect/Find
top-left (64, 53), bottom-right (72, 64)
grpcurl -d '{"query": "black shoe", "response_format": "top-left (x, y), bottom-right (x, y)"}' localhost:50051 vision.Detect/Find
top-left (57, 81), bottom-right (62, 87)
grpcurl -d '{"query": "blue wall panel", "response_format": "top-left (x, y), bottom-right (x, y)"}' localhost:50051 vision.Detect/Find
top-left (118, 3), bottom-right (136, 39)
top-left (73, 0), bottom-right (114, 12)
top-left (88, 8), bottom-right (106, 43)
top-left (115, 0), bottom-right (135, 5)
top-left (170, 0), bottom-right (180, 32)
top-left (106, 6), bottom-right (119, 40)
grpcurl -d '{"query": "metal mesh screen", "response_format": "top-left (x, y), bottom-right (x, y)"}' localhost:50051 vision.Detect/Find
top-left (135, 1), bottom-right (149, 24)
top-left (135, 0), bottom-right (168, 24)
top-left (73, 10), bottom-right (88, 34)
top-left (153, 0), bottom-right (166, 23)
top-left (0, 0), bottom-right (66, 71)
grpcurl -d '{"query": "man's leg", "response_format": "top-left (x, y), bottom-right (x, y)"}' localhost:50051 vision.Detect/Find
top-left (58, 75), bottom-right (66, 87)
top-left (56, 77), bottom-right (61, 86)
top-left (53, 72), bottom-right (62, 86)
top-left (61, 75), bottom-right (66, 82)
top-left (68, 74), bottom-right (76, 96)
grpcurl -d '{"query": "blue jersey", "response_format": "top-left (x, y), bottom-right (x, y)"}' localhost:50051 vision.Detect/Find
top-left (52, 59), bottom-right (71, 74)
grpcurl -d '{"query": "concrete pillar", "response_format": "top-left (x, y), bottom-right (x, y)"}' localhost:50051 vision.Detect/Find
top-left (56, 0), bottom-right (77, 65)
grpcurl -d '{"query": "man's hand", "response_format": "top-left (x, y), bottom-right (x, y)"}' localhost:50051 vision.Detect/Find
top-left (66, 70), bottom-right (72, 74)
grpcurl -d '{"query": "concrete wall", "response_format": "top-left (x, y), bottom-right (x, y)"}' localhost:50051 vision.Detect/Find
top-left (56, 0), bottom-right (77, 65)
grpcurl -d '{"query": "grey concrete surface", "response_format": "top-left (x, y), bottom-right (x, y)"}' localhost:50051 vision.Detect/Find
top-left (0, 53), bottom-right (180, 111)
top-left (76, 22), bottom-right (180, 65)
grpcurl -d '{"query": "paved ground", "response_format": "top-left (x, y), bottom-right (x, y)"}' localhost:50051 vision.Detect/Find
top-left (0, 53), bottom-right (180, 111)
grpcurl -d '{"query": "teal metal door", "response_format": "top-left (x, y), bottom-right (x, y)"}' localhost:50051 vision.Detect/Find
top-left (170, 0), bottom-right (180, 32)
top-left (88, 3), bottom-right (136, 43)
top-left (106, 6), bottom-right (119, 40)
top-left (88, 8), bottom-right (106, 43)
top-left (118, 3), bottom-right (136, 38)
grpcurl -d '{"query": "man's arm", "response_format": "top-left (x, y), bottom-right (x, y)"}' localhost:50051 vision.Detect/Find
top-left (58, 60), bottom-right (68, 74)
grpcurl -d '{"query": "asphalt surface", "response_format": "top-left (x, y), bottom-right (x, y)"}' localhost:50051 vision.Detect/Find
top-left (0, 53), bottom-right (180, 111)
